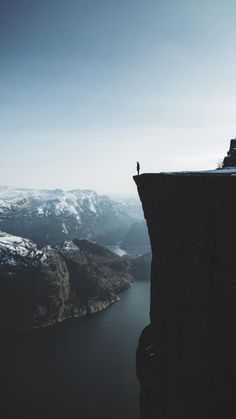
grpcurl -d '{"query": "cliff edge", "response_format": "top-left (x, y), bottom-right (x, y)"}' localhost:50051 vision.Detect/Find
top-left (134, 168), bottom-right (236, 419)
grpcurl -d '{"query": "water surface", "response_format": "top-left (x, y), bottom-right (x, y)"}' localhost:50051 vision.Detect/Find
top-left (0, 280), bottom-right (150, 419)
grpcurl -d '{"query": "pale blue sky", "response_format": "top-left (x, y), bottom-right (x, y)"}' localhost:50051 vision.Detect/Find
top-left (1, 0), bottom-right (236, 193)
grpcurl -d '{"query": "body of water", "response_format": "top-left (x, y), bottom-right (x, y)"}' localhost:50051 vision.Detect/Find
top-left (0, 280), bottom-right (150, 419)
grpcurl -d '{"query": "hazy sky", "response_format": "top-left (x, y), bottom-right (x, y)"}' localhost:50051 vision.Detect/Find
top-left (1, 0), bottom-right (236, 194)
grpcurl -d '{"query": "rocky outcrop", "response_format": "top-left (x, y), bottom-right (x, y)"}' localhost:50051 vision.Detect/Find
top-left (0, 232), bottom-right (70, 331)
top-left (223, 138), bottom-right (236, 167)
top-left (57, 239), bottom-right (133, 316)
top-left (134, 169), bottom-right (236, 419)
top-left (0, 233), bottom-right (134, 332)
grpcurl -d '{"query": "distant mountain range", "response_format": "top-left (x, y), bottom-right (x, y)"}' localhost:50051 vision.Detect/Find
top-left (0, 187), bottom-right (143, 246)
top-left (0, 186), bottom-right (151, 332)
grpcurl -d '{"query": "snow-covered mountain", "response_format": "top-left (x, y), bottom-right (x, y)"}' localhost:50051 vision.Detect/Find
top-left (0, 187), bottom-right (141, 246)
top-left (0, 231), bottom-right (46, 265)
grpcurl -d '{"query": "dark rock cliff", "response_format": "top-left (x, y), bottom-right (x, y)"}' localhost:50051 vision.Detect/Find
top-left (58, 239), bottom-right (133, 316)
top-left (0, 233), bottom-right (133, 331)
top-left (223, 138), bottom-right (236, 167)
top-left (0, 234), bottom-right (70, 331)
top-left (134, 171), bottom-right (236, 419)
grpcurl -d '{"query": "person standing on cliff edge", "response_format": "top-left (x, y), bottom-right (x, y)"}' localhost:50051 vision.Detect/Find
top-left (137, 162), bottom-right (140, 175)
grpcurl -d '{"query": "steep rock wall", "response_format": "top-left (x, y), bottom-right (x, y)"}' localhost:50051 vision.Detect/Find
top-left (134, 172), bottom-right (236, 419)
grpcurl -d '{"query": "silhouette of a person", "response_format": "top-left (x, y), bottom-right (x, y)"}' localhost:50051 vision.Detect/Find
top-left (137, 161), bottom-right (140, 175)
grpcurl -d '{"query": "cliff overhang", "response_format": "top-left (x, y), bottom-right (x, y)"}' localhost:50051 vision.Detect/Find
top-left (134, 169), bottom-right (236, 419)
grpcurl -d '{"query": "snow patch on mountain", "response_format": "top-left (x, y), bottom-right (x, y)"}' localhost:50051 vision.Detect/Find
top-left (0, 231), bottom-right (46, 265)
top-left (0, 186), bottom-right (143, 246)
top-left (0, 187), bottom-right (99, 219)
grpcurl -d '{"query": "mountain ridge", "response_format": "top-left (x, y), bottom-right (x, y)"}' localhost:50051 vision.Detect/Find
top-left (0, 231), bottom-right (136, 332)
top-left (0, 186), bottom-right (141, 246)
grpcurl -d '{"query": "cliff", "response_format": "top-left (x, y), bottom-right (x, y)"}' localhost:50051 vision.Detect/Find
top-left (0, 233), bottom-right (133, 331)
top-left (134, 170), bottom-right (236, 419)
top-left (223, 138), bottom-right (236, 167)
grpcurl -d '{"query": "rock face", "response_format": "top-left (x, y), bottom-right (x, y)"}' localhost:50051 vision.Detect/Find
top-left (0, 232), bottom-right (133, 331)
top-left (0, 232), bottom-right (70, 331)
top-left (223, 138), bottom-right (236, 167)
top-left (134, 170), bottom-right (236, 419)
top-left (58, 239), bottom-right (133, 316)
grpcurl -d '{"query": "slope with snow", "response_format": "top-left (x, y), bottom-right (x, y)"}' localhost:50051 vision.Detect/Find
top-left (0, 187), bottom-right (141, 246)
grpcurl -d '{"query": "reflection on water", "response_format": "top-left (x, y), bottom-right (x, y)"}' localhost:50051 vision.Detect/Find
top-left (0, 280), bottom-right (150, 419)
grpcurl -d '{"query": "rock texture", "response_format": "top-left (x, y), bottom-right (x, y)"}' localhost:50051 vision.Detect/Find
top-left (134, 170), bottom-right (236, 419)
top-left (0, 232), bottom-right (70, 331)
top-left (223, 138), bottom-right (236, 167)
top-left (0, 232), bottom-right (133, 331)
top-left (58, 239), bottom-right (133, 316)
